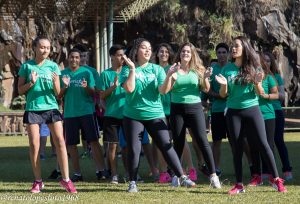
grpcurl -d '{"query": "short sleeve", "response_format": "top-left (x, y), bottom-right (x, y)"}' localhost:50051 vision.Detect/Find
top-left (157, 66), bottom-right (166, 86)
top-left (98, 71), bottom-right (107, 91)
top-left (53, 63), bottom-right (61, 75)
top-left (18, 63), bottom-right (27, 78)
top-left (268, 75), bottom-right (277, 89)
top-left (87, 70), bottom-right (95, 88)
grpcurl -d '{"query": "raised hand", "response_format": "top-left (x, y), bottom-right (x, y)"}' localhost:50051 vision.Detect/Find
top-left (52, 72), bottom-right (59, 84)
top-left (204, 67), bottom-right (213, 78)
top-left (81, 78), bottom-right (87, 88)
top-left (215, 74), bottom-right (227, 85)
top-left (113, 76), bottom-right (119, 87)
top-left (62, 75), bottom-right (70, 88)
top-left (122, 55), bottom-right (135, 70)
top-left (30, 71), bottom-right (38, 84)
top-left (254, 71), bottom-right (264, 84)
top-left (167, 62), bottom-right (180, 80)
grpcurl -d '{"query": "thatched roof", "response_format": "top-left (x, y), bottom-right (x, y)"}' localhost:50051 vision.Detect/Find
top-left (0, 0), bottom-right (162, 22)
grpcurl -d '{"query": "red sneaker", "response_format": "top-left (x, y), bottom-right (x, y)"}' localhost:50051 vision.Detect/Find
top-left (59, 179), bottom-right (77, 193)
top-left (189, 168), bottom-right (198, 181)
top-left (159, 172), bottom-right (171, 183)
top-left (248, 174), bottom-right (263, 186)
top-left (30, 181), bottom-right (44, 193)
top-left (272, 178), bottom-right (287, 193)
top-left (228, 184), bottom-right (245, 195)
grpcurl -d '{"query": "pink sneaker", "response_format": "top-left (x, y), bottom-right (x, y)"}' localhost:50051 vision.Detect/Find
top-left (272, 178), bottom-right (287, 193)
top-left (30, 181), bottom-right (44, 193)
top-left (228, 184), bottom-right (245, 195)
top-left (59, 179), bottom-right (77, 193)
top-left (159, 172), bottom-right (171, 183)
top-left (248, 174), bottom-right (263, 186)
top-left (189, 168), bottom-right (197, 181)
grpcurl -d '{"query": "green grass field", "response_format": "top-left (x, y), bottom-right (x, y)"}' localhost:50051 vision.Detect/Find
top-left (0, 133), bottom-right (300, 203)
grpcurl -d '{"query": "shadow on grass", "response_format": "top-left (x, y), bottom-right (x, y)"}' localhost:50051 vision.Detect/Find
top-left (0, 139), bottom-right (300, 187)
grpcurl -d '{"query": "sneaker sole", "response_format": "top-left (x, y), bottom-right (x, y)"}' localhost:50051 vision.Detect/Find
top-left (59, 183), bottom-right (77, 193)
top-left (229, 189), bottom-right (246, 195)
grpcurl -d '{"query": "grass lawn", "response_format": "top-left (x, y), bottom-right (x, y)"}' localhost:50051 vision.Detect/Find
top-left (0, 133), bottom-right (299, 203)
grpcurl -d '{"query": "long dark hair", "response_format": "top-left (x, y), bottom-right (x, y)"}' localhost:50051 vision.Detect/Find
top-left (258, 51), bottom-right (272, 79)
top-left (128, 38), bottom-right (151, 66)
top-left (154, 43), bottom-right (174, 65)
top-left (264, 52), bottom-right (280, 75)
top-left (233, 36), bottom-right (260, 85)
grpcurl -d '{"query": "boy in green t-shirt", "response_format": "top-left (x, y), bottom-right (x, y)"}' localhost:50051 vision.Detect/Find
top-left (59, 49), bottom-right (106, 182)
top-left (99, 44), bottom-right (126, 184)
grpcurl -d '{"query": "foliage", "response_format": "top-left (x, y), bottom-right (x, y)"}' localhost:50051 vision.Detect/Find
top-left (11, 95), bottom-right (26, 110)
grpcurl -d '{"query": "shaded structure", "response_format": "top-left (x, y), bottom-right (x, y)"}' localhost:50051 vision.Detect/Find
top-left (0, 0), bottom-right (162, 109)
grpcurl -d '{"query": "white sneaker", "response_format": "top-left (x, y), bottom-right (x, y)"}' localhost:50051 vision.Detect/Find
top-left (111, 175), bottom-right (118, 184)
top-left (171, 176), bottom-right (180, 187)
top-left (127, 181), bottom-right (138, 193)
top-left (180, 175), bottom-right (196, 188)
top-left (210, 175), bottom-right (221, 189)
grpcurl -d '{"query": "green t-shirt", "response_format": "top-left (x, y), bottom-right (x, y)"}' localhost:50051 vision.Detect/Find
top-left (271, 74), bottom-right (283, 110)
top-left (18, 59), bottom-right (60, 111)
top-left (60, 66), bottom-right (95, 118)
top-left (259, 74), bottom-right (276, 120)
top-left (221, 63), bottom-right (258, 109)
top-left (161, 65), bottom-right (171, 115)
top-left (210, 63), bottom-right (227, 113)
top-left (171, 70), bottom-right (201, 104)
top-left (84, 65), bottom-right (100, 88)
top-left (98, 68), bottom-right (126, 119)
top-left (119, 63), bottom-right (165, 120)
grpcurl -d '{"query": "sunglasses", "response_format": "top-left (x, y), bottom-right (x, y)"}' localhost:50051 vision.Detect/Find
top-left (217, 51), bottom-right (227, 54)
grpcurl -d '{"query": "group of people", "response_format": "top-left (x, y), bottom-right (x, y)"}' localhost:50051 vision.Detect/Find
top-left (18, 35), bottom-right (292, 195)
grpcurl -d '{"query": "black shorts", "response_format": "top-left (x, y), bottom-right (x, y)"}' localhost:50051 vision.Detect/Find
top-left (23, 109), bottom-right (62, 124)
top-left (103, 117), bottom-right (123, 143)
top-left (64, 114), bottom-right (99, 145)
top-left (81, 113), bottom-right (100, 141)
top-left (211, 112), bottom-right (228, 141)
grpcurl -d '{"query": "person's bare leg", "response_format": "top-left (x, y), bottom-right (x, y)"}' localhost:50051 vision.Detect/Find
top-left (90, 141), bottom-right (106, 171)
top-left (143, 143), bottom-right (159, 176)
top-left (27, 124), bottom-right (41, 180)
top-left (108, 142), bottom-right (118, 176)
top-left (48, 121), bottom-right (70, 179)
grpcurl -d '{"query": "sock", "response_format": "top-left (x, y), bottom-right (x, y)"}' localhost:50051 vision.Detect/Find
top-left (63, 178), bottom-right (70, 182)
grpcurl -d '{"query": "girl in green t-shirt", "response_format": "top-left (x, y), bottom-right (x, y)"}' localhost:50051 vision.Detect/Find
top-left (215, 36), bottom-right (286, 194)
top-left (120, 38), bottom-right (195, 193)
top-left (265, 52), bottom-right (293, 180)
top-left (160, 42), bottom-right (221, 189)
top-left (154, 43), bottom-right (197, 183)
top-left (18, 36), bottom-right (76, 193)
top-left (248, 52), bottom-right (279, 186)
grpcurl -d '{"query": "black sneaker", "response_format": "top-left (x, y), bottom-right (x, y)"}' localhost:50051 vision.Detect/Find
top-left (216, 169), bottom-right (222, 177)
top-left (96, 170), bottom-right (109, 180)
top-left (199, 163), bottom-right (210, 178)
top-left (71, 174), bottom-right (83, 182)
top-left (48, 169), bottom-right (62, 180)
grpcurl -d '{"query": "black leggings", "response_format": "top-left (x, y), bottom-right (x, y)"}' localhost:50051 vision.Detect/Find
top-left (123, 117), bottom-right (183, 181)
top-left (226, 106), bottom-right (279, 183)
top-left (250, 118), bottom-right (275, 175)
top-left (274, 110), bottom-right (292, 172)
top-left (170, 102), bottom-right (216, 174)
